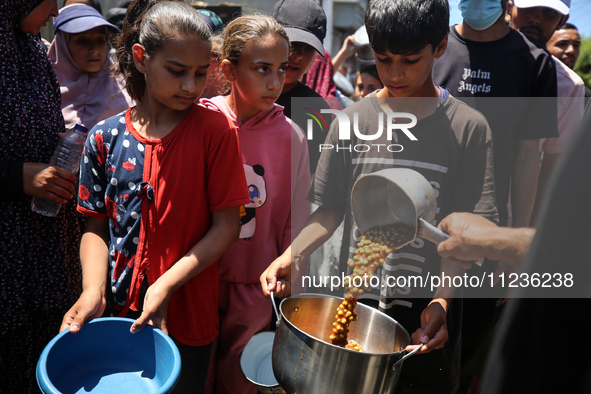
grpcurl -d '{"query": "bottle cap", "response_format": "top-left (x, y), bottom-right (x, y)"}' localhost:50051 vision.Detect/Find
top-left (74, 124), bottom-right (89, 133)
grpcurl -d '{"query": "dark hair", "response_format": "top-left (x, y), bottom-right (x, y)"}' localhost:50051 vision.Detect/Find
top-left (358, 64), bottom-right (381, 84)
top-left (365, 0), bottom-right (449, 55)
top-left (561, 23), bottom-right (578, 31)
top-left (114, 0), bottom-right (211, 101)
top-left (221, 14), bottom-right (288, 65)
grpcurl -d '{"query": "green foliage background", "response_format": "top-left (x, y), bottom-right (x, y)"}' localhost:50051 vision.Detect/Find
top-left (574, 35), bottom-right (591, 89)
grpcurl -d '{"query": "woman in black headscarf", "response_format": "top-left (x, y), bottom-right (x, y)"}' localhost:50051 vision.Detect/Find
top-left (0, 1), bottom-right (82, 391)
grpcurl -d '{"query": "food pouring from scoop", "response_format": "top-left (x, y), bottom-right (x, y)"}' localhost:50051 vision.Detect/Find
top-left (261, 169), bottom-right (465, 355)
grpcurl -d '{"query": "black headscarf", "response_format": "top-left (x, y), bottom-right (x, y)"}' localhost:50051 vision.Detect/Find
top-left (0, 0), bottom-right (80, 334)
top-left (0, 0), bottom-right (63, 165)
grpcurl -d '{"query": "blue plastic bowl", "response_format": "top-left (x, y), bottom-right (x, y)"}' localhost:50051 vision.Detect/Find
top-left (36, 317), bottom-right (181, 394)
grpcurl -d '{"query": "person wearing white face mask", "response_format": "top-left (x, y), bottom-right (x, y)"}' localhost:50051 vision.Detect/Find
top-left (459, 0), bottom-right (506, 30)
top-left (433, 0), bottom-right (557, 235)
top-left (432, 1), bottom-right (559, 392)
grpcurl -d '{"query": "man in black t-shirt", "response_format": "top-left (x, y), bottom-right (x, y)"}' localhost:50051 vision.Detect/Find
top-left (432, 1), bottom-right (558, 391)
top-left (433, 0), bottom-right (558, 228)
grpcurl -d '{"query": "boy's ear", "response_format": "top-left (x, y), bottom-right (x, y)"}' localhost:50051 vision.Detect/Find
top-left (220, 59), bottom-right (237, 82)
top-left (505, 2), bottom-right (513, 25)
top-left (434, 35), bottom-right (448, 59)
top-left (132, 43), bottom-right (147, 73)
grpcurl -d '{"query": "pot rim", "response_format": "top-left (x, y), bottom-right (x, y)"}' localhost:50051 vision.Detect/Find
top-left (278, 293), bottom-right (410, 356)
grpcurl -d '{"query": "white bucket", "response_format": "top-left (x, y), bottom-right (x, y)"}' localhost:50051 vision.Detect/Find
top-left (240, 332), bottom-right (283, 393)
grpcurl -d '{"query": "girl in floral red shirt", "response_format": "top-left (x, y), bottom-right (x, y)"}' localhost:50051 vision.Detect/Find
top-left (60, 1), bottom-right (249, 391)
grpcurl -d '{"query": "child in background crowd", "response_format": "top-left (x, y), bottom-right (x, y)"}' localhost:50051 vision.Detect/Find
top-left (273, 0), bottom-right (326, 106)
top-left (272, 0), bottom-right (331, 175)
top-left (49, 4), bottom-right (133, 130)
top-left (59, 2), bottom-right (250, 392)
top-left (200, 14), bottom-right (311, 394)
top-left (196, 8), bottom-right (226, 98)
top-left (352, 64), bottom-right (383, 98)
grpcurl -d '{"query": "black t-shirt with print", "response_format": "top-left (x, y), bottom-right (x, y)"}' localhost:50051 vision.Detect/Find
top-left (433, 26), bottom-right (558, 225)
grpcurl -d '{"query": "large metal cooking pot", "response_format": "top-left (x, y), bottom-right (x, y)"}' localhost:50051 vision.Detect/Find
top-left (272, 294), bottom-right (410, 394)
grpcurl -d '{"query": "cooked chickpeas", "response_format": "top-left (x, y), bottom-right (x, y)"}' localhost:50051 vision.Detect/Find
top-left (330, 223), bottom-right (414, 349)
top-left (345, 340), bottom-right (365, 352)
top-left (329, 297), bottom-right (357, 347)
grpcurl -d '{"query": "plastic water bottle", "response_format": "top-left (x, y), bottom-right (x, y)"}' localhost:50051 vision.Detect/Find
top-left (32, 124), bottom-right (89, 217)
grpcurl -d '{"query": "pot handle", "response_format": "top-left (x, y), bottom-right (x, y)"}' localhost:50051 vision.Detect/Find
top-left (392, 343), bottom-right (424, 371)
top-left (270, 291), bottom-right (281, 326)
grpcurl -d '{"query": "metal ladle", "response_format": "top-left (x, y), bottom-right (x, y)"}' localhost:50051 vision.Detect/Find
top-left (351, 168), bottom-right (482, 265)
top-left (351, 168), bottom-right (444, 245)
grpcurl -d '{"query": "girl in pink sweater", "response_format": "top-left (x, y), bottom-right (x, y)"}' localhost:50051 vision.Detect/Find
top-left (200, 15), bottom-right (311, 394)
